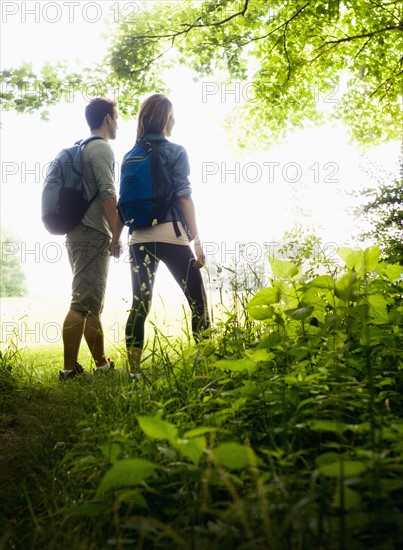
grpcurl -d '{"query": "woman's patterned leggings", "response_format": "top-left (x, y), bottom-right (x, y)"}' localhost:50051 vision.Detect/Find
top-left (126, 242), bottom-right (210, 349)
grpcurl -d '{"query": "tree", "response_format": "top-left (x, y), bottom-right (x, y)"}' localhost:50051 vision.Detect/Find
top-left (0, 229), bottom-right (28, 297)
top-left (355, 175), bottom-right (403, 266)
top-left (1, 1), bottom-right (402, 147)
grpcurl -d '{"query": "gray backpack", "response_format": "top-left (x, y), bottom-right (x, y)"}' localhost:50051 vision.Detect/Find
top-left (41, 136), bottom-right (103, 234)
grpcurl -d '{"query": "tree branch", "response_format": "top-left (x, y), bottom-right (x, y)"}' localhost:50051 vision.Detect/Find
top-left (282, 20), bottom-right (292, 86)
top-left (354, 37), bottom-right (372, 60)
top-left (314, 25), bottom-right (402, 56)
top-left (246, 2), bottom-right (310, 45)
top-left (233, 2), bottom-right (310, 76)
top-left (128, 0), bottom-right (250, 41)
top-left (369, 56), bottom-right (403, 100)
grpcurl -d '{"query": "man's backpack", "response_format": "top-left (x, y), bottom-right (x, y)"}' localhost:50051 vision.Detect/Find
top-left (41, 136), bottom-right (103, 235)
top-left (117, 137), bottom-right (181, 235)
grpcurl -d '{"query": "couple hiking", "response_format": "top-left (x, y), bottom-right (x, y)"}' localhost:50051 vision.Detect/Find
top-left (59, 94), bottom-right (210, 381)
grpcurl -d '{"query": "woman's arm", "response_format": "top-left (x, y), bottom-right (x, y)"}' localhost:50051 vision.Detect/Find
top-left (178, 195), bottom-right (205, 269)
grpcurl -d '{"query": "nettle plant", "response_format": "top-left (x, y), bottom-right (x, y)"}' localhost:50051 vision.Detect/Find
top-left (59, 246), bottom-right (402, 548)
top-left (247, 245), bottom-right (402, 356)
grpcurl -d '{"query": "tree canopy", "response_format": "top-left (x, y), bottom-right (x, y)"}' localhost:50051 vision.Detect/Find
top-left (1, 1), bottom-right (402, 148)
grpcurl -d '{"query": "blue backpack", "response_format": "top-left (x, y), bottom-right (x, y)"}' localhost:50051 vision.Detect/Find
top-left (41, 136), bottom-right (103, 235)
top-left (117, 137), bottom-right (180, 235)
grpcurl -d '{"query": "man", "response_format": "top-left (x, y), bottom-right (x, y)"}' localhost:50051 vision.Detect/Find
top-left (59, 98), bottom-right (120, 380)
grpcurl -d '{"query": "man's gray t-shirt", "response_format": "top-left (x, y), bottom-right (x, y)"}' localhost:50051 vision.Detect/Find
top-left (81, 138), bottom-right (116, 237)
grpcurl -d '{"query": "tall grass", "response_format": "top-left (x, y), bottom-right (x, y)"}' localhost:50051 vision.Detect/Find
top-left (0, 245), bottom-right (402, 549)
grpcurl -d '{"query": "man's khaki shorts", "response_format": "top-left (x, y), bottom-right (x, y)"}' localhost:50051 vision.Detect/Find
top-left (66, 224), bottom-right (110, 316)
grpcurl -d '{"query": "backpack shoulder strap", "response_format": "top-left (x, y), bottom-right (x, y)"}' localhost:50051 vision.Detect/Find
top-left (135, 137), bottom-right (153, 154)
top-left (76, 136), bottom-right (105, 148)
top-left (75, 136), bottom-right (104, 204)
top-left (150, 141), bottom-right (182, 238)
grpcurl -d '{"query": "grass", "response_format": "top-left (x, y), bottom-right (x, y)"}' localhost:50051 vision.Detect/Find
top-left (1, 247), bottom-right (403, 549)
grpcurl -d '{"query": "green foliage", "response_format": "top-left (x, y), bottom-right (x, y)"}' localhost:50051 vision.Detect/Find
top-left (1, 245), bottom-right (402, 548)
top-left (96, 458), bottom-right (158, 497)
top-left (0, 62), bottom-right (97, 119)
top-left (0, 228), bottom-right (28, 296)
top-left (356, 175), bottom-right (403, 265)
top-left (0, 349), bottom-right (17, 399)
top-left (2, 1), bottom-right (402, 147)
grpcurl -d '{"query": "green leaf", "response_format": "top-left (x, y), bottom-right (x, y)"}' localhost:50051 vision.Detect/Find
top-left (333, 485), bottom-right (362, 511)
top-left (316, 452), bottom-right (343, 466)
top-left (379, 479), bottom-right (403, 494)
top-left (246, 287), bottom-right (279, 320)
top-left (234, 381), bottom-right (260, 397)
top-left (212, 442), bottom-right (253, 469)
top-left (115, 490), bottom-right (149, 508)
top-left (176, 436), bottom-right (206, 465)
top-left (307, 275), bottom-right (335, 289)
top-left (338, 246), bottom-right (380, 273)
top-left (284, 375), bottom-right (298, 385)
top-left (338, 247), bottom-right (364, 271)
top-left (310, 420), bottom-right (349, 433)
top-left (270, 258), bottom-right (301, 280)
top-left (335, 273), bottom-right (358, 302)
top-left (137, 416), bottom-right (178, 443)
top-left (183, 427), bottom-right (217, 438)
top-left (364, 246), bottom-right (381, 271)
top-left (99, 442), bottom-right (122, 463)
top-left (245, 349), bottom-right (275, 363)
top-left (214, 358), bottom-right (257, 373)
top-left (319, 460), bottom-right (368, 478)
top-left (381, 264), bottom-right (403, 281)
top-left (285, 306), bottom-right (314, 320)
top-left (247, 304), bottom-right (275, 321)
top-left (96, 459), bottom-right (157, 497)
top-left (337, 247), bottom-right (354, 265)
top-left (366, 294), bottom-right (389, 324)
top-left (359, 326), bottom-right (384, 345)
top-left (248, 287), bottom-right (280, 306)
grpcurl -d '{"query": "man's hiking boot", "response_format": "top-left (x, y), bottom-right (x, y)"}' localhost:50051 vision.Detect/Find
top-left (59, 362), bottom-right (84, 381)
top-left (94, 358), bottom-right (115, 374)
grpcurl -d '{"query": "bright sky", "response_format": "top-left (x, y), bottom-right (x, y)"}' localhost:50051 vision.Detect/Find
top-left (1, 0), bottom-right (401, 307)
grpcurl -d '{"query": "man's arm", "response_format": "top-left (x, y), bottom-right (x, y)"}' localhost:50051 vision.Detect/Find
top-left (102, 197), bottom-right (118, 234)
top-left (90, 142), bottom-right (121, 251)
top-left (109, 212), bottom-right (125, 258)
top-left (89, 140), bottom-right (117, 230)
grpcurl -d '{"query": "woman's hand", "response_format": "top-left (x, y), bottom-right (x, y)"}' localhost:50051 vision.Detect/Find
top-left (193, 242), bottom-right (206, 269)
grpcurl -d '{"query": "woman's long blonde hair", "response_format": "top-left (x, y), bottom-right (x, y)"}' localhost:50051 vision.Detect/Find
top-left (136, 94), bottom-right (174, 139)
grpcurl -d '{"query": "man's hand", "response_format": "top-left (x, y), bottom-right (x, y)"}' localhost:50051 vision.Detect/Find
top-left (109, 239), bottom-right (122, 258)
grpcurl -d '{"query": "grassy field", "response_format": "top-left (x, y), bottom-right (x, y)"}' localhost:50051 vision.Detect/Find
top-left (1, 248), bottom-right (402, 549)
top-left (0, 290), bottom-right (192, 351)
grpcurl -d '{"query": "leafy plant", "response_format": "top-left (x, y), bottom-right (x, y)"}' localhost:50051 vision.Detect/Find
top-left (1, 246), bottom-right (402, 549)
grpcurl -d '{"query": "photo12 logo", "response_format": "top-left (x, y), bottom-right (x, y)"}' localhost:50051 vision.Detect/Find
top-left (201, 161), bottom-right (340, 184)
top-left (1, 1), bottom-right (140, 24)
top-left (201, 80), bottom-right (340, 105)
top-left (1, 241), bottom-right (65, 264)
top-left (203, 241), bottom-right (339, 264)
top-left (0, 320), bottom-right (124, 345)
top-left (1, 321), bottom-right (61, 345)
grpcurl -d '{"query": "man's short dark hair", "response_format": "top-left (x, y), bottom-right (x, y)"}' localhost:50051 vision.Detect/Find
top-left (85, 98), bottom-right (116, 130)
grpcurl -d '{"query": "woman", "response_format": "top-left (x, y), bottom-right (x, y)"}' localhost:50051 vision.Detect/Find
top-left (110, 94), bottom-right (210, 380)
